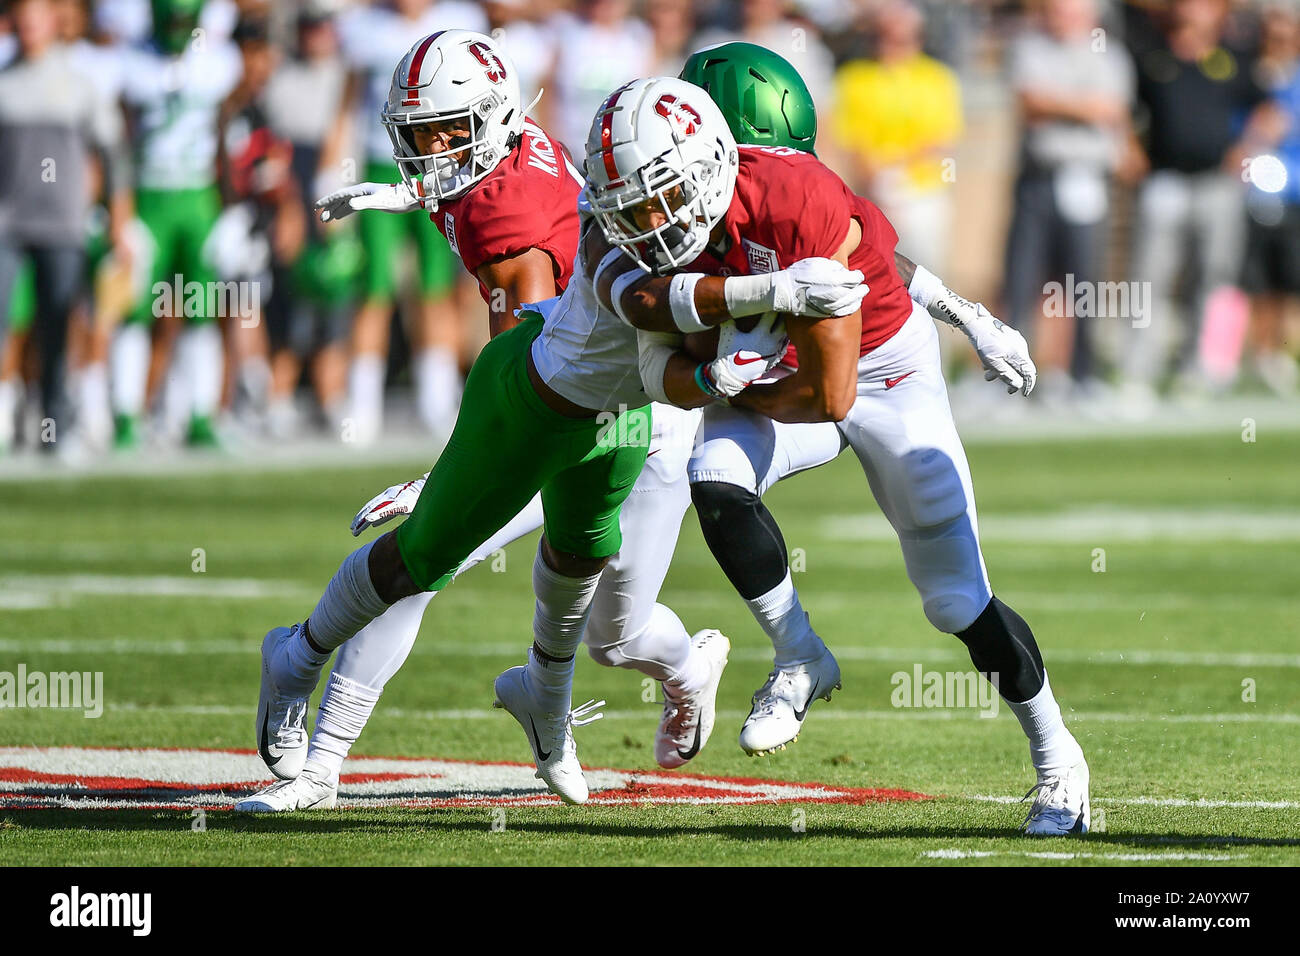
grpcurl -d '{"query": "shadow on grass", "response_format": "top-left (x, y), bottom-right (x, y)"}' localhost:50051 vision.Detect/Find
top-left (4, 809), bottom-right (1299, 852)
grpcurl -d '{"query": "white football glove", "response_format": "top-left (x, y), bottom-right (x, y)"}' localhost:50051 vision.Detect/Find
top-left (949, 302), bottom-right (1036, 396)
top-left (717, 311), bottom-right (788, 360)
top-left (701, 348), bottom-right (784, 399)
top-left (349, 474), bottom-right (427, 536)
top-left (771, 257), bottom-right (870, 318)
top-left (315, 182), bottom-right (425, 223)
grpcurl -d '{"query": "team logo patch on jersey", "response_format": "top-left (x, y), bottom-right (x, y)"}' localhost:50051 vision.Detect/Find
top-left (0, 746), bottom-right (930, 809)
top-left (469, 42), bottom-right (507, 84)
top-left (743, 239), bottom-right (780, 275)
top-left (443, 213), bottom-right (460, 258)
top-left (654, 94), bottom-right (702, 140)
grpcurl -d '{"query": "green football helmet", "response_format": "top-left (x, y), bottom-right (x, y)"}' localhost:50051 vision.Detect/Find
top-left (151, 0), bottom-right (205, 56)
top-left (679, 41), bottom-right (818, 154)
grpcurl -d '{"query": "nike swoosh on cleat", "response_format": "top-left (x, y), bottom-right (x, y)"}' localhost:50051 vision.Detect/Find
top-left (1070, 802), bottom-right (1088, 834)
top-left (793, 681), bottom-right (821, 722)
top-left (527, 715), bottom-right (552, 762)
top-left (259, 712), bottom-right (281, 767)
top-left (676, 719), bottom-right (704, 761)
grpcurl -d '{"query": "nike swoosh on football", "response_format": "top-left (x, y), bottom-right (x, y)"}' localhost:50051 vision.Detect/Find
top-left (793, 681), bottom-right (821, 722)
top-left (528, 715), bottom-right (552, 761)
top-left (884, 372), bottom-right (915, 389)
top-left (259, 712), bottom-right (282, 766)
top-left (676, 718), bottom-right (704, 761)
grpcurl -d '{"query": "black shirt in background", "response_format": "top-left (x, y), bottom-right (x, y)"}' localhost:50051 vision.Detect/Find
top-left (1132, 32), bottom-right (1267, 174)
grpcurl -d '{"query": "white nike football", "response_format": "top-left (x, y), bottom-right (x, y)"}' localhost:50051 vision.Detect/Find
top-left (256, 625), bottom-right (310, 780)
top-left (1022, 759), bottom-right (1090, 836)
top-left (234, 766), bottom-right (338, 813)
top-left (492, 664), bottom-right (603, 805)
top-left (739, 646), bottom-right (842, 756)
top-left (656, 629), bottom-right (730, 769)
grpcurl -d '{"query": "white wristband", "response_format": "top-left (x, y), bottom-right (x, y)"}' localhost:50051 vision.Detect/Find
top-left (668, 273), bottom-right (709, 333)
top-left (610, 268), bottom-right (644, 327)
top-left (722, 272), bottom-right (776, 317)
top-left (907, 263), bottom-right (946, 311)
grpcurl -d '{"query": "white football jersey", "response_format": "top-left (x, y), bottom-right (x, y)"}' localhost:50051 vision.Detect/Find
top-left (529, 223), bottom-right (650, 413)
top-left (119, 40), bottom-right (242, 190)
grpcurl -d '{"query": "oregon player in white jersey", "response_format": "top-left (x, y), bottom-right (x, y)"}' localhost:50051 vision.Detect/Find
top-left (109, 0), bottom-right (240, 448)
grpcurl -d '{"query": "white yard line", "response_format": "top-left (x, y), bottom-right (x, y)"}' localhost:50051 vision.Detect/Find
top-left (5, 635), bottom-right (1299, 670)
top-left (0, 574), bottom-right (315, 601)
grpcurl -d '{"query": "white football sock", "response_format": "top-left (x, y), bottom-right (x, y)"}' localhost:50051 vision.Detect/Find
top-left (304, 540), bottom-right (391, 652)
top-left (414, 346), bottom-right (461, 435)
top-left (180, 323), bottom-right (223, 419)
top-left (109, 323), bottom-right (149, 417)
top-left (76, 362), bottom-right (111, 444)
top-left (1004, 671), bottom-right (1084, 777)
top-left (745, 570), bottom-right (824, 666)
top-left (281, 629), bottom-right (330, 698)
top-left (346, 353), bottom-right (384, 443)
top-left (0, 379), bottom-right (16, 447)
top-left (307, 671), bottom-right (382, 783)
top-left (526, 544), bottom-right (601, 705)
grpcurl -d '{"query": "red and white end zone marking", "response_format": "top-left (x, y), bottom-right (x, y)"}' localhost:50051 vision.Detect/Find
top-left (0, 747), bottom-right (929, 811)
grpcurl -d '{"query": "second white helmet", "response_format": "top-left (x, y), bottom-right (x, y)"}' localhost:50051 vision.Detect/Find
top-left (582, 76), bottom-right (739, 274)
top-left (382, 30), bottom-right (523, 202)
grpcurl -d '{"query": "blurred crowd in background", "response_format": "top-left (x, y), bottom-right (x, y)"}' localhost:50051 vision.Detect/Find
top-left (1, 0), bottom-right (1298, 462)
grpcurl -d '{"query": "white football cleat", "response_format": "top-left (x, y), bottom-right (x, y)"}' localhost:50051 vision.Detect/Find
top-left (492, 665), bottom-right (603, 805)
top-left (1022, 759), bottom-right (1090, 836)
top-left (256, 625), bottom-right (310, 781)
top-left (739, 646), bottom-right (842, 756)
top-left (656, 629), bottom-right (730, 769)
top-left (234, 767), bottom-right (338, 813)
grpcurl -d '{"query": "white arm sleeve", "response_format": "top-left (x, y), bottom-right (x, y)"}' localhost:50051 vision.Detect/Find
top-left (637, 329), bottom-right (683, 406)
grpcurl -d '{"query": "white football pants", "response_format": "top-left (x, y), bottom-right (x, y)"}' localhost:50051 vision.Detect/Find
top-left (688, 302), bottom-right (993, 635)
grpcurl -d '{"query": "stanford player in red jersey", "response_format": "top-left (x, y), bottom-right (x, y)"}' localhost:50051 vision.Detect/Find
top-left (425, 118), bottom-right (583, 335)
top-left (590, 77), bottom-right (1088, 836)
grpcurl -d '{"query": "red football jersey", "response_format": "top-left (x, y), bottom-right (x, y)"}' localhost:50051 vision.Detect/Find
top-left (429, 119), bottom-right (583, 301)
top-left (687, 145), bottom-right (913, 367)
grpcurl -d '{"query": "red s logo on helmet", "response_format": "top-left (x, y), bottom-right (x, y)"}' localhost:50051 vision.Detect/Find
top-left (469, 42), bottom-right (507, 84)
top-left (654, 95), bottom-right (702, 138)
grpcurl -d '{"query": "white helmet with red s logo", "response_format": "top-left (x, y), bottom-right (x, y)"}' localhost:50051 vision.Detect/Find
top-left (582, 76), bottom-right (739, 274)
top-left (382, 30), bottom-right (523, 201)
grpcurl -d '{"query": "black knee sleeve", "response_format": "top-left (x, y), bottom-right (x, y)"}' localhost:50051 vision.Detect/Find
top-left (690, 481), bottom-right (789, 600)
top-left (955, 595), bottom-right (1044, 703)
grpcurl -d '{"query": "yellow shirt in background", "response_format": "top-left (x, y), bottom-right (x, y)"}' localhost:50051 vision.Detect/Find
top-left (833, 53), bottom-right (963, 193)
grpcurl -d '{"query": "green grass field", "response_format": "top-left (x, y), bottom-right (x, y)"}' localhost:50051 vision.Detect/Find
top-left (2, 427), bottom-right (1298, 866)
